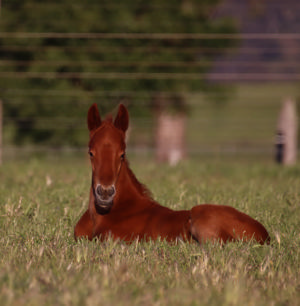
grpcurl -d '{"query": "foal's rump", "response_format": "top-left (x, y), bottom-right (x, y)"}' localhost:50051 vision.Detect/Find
top-left (189, 204), bottom-right (270, 244)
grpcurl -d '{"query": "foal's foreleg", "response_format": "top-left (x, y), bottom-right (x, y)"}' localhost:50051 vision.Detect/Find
top-left (74, 209), bottom-right (94, 241)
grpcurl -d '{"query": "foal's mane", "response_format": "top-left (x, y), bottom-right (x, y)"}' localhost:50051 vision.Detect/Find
top-left (124, 159), bottom-right (153, 201)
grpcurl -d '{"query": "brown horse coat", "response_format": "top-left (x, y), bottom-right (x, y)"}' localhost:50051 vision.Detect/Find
top-left (74, 104), bottom-right (270, 244)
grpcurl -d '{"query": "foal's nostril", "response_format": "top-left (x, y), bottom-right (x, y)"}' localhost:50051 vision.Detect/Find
top-left (107, 185), bottom-right (116, 197)
top-left (96, 185), bottom-right (103, 197)
top-left (96, 184), bottom-right (115, 199)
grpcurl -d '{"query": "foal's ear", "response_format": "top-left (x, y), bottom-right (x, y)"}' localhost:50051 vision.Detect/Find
top-left (114, 104), bottom-right (129, 133)
top-left (87, 103), bottom-right (102, 132)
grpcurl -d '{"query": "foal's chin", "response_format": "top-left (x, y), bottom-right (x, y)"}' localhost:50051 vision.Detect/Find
top-left (94, 199), bottom-right (113, 215)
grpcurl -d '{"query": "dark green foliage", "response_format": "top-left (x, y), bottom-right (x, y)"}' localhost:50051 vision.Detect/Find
top-left (0, 0), bottom-right (236, 146)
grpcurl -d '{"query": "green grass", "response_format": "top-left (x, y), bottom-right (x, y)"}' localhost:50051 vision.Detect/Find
top-left (0, 155), bottom-right (300, 305)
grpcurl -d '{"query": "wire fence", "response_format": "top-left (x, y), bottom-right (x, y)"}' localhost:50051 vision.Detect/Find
top-left (1, 31), bottom-right (299, 161)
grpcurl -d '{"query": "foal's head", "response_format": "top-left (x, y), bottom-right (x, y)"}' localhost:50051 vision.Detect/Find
top-left (87, 103), bottom-right (129, 214)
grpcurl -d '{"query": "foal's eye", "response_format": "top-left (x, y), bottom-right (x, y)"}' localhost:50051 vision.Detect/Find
top-left (88, 151), bottom-right (94, 158)
top-left (120, 153), bottom-right (125, 160)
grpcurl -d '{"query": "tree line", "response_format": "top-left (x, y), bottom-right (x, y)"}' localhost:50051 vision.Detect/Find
top-left (0, 0), bottom-right (236, 146)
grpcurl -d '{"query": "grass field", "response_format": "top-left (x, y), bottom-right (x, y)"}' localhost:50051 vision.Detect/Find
top-left (0, 155), bottom-right (300, 305)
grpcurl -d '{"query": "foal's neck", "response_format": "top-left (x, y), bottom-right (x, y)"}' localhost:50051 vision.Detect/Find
top-left (122, 160), bottom-right (153, 201)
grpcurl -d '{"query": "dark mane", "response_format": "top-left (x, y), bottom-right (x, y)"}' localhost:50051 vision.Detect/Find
top-left (124, 159), bottom-right (153, 200)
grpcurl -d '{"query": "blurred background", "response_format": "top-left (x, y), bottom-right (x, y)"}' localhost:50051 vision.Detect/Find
top-left (0, 0), bottom-right (299, 164)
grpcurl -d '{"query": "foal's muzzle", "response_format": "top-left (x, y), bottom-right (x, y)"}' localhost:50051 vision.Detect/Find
top-left (93, 184), bottom-right (116, 214)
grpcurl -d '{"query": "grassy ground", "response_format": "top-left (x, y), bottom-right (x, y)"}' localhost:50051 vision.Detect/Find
top-left (0, 155), bottom-right (299, 305)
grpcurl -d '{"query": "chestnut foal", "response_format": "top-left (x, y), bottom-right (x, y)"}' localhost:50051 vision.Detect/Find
top-left (74, 104), bottom-right (270, 244)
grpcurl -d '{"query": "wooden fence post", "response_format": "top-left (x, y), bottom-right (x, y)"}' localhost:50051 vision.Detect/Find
top-left (275, 98), bottom-right (298, 165)
top-left (155, 111), bottom-right (186, 166)
top-left (0, 100), bottom-right (2, 165)
top-left (153, 93), bottom-right (187, 166)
